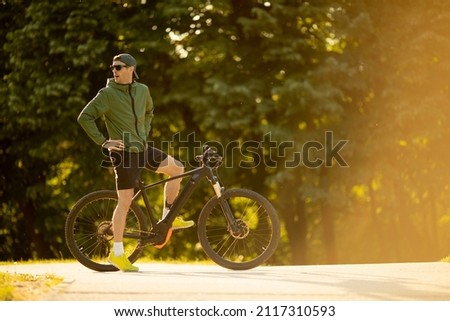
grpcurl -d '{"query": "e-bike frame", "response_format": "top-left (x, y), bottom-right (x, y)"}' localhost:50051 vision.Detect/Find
top-left (132, 159), bottom-right (235, 247)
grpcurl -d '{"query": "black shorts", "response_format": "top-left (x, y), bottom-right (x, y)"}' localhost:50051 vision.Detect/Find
top-left (109, 147), bottom-right (168, 190)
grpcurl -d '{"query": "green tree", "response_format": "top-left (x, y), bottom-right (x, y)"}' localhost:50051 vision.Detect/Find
top-left (336, 0), bottom-right (450, 262)
top-left (1, 0), bottom-right (120, 259)
top-left (0, 0), bottom-right (361, 264)
top-left (2, 0), bottom-right (448, 266)
top-left (159, 0), bottom-right (356, 264)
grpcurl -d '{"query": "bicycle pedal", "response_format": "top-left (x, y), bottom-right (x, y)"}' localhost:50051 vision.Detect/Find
top-left (154, 228), bottom-right (173, 249)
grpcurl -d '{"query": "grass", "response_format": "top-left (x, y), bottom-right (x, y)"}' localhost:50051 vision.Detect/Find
top-left (0, 258), bottom-right (76, 266)
top-left (0, 271), bottom-right (63, 301)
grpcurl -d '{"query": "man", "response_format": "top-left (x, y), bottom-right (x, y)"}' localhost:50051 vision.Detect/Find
top-left (78, 53), bottom-right (194, 272)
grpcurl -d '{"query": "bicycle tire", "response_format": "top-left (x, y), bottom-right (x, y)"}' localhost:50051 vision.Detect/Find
top-left (197, 188), bottom-right (280, 270)
top-left (65, 190), bottom-right (147, 272)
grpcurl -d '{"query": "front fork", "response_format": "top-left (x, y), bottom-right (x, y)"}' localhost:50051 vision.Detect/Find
top-left (208, 171), bottom-right (242, 235)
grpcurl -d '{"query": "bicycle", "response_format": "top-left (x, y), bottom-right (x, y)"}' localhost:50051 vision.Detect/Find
top-left (65, 146), bottom-right (280, 271)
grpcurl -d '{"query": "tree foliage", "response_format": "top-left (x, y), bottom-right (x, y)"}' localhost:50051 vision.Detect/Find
top-left (1, 0), bottom-right (449, 264)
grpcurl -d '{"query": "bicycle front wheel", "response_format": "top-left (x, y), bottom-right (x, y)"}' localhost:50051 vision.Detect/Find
top-left (198, 188), bottom-right (280, 270)
top-left (65, 190), bottom-right (147, 272)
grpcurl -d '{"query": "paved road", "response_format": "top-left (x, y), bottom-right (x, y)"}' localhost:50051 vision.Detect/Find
top-left (1, 261), bottom-right (449, 301)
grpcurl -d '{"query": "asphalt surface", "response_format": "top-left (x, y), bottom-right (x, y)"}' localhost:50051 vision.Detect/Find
top-left (1, 261), bottom-right (449, 301)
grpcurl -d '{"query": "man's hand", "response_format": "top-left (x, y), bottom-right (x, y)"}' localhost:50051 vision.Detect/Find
top-left (102, 139), bottom-right (125, 151)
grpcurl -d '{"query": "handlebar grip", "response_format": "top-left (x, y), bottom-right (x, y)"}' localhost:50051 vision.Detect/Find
top-left (195, 145), bottom-right (223, 168)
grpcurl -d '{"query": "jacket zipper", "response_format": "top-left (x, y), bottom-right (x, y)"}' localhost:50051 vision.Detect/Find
top-left (128, 84), bottom-right (146, 150)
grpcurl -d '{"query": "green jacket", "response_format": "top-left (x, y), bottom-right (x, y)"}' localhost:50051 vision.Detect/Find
top-left (78, 78), bottom-right (154, 152)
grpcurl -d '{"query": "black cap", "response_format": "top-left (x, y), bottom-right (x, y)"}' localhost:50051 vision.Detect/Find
top-left (113, 53), bottom-right (139, 79)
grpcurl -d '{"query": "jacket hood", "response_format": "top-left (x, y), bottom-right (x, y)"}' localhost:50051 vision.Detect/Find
top-left (106, 78), bottom-right (137, 92)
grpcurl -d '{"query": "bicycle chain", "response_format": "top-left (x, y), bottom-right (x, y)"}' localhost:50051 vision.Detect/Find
top-left (123, 227), bottom-right (164, 249)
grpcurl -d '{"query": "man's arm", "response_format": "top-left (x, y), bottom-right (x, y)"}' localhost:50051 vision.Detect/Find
top-left (77, 90), bottom-right (109, 146)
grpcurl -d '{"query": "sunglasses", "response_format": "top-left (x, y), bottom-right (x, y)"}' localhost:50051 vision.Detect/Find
top-left (110, 64), bottom-right (128, 71)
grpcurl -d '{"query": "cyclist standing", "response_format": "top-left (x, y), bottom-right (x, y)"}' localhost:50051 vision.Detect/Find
top-left (77, 53), bottom-right (193, 272)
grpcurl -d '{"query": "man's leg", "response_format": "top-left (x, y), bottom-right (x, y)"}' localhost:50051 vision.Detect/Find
top-left (108, 188), bottom-right (139, 272)
top-left (112, 188), bottom-right (134, 243)
top-left (156, 155), bottom-right (184, 217)
top-left (156, 155), bottom-right (194, 229)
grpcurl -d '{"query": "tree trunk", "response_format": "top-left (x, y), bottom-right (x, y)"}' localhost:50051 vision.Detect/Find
top-left (21, 200), bottom-right (53, 259)
top-left (322, 203), bottom-right (337, 264)
top-left (282, 199), bottom-right (307, 264)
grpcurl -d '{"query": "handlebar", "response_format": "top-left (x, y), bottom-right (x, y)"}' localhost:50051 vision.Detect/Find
top-left (195, 145), bottom-right (223, 168)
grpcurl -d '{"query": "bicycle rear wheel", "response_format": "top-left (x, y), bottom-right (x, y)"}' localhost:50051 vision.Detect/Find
top-left (65, 190), bottom-right (147, 272)
top-left (197, 188), bottom-right (280, 270)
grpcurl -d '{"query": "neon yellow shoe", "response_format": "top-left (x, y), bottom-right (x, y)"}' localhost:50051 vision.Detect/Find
top-left (108, 253), bottom-right (139, 272)
top-left (172, 216), bottom-right (194, 230)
